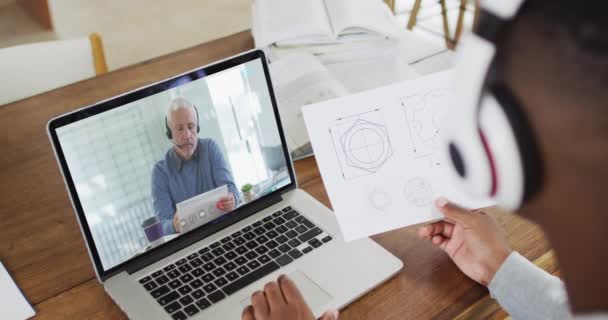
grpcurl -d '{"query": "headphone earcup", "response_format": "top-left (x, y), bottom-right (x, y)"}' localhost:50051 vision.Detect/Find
top-left (165, 117), bottom-right (172, 140)
top-left (441, 33), bottom-right (496, 200)
top-left (478, 93), bottom-right (524, 209)
top-left (478, 86), bottom-right (543, 210)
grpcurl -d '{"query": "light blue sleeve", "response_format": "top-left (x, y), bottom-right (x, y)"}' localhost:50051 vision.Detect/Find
top-left (151, 163), bottom-right (176, 235)
top-left (488, 252), bottom-right (572, 320)
top-left (208, 140), bottom-right (240, 204)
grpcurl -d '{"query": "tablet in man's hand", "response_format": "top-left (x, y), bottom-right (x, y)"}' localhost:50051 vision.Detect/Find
top-left (176, 185), bottom-right (229, 233)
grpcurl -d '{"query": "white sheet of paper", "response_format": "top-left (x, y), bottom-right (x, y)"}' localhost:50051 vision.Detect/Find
top-left (0, 262), bottom-right (35, 320)
top-left (176, 185), bottom-right (229, 234)
top-left (303, 70), bottom-right (494, 241)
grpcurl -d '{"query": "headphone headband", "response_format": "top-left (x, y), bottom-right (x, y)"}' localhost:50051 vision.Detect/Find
top-left (480, 0), bottom-right (525, 20)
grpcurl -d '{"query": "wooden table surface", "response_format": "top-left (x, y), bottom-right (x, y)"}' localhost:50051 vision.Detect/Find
top-left (0, 31), bottom-right (556, 319)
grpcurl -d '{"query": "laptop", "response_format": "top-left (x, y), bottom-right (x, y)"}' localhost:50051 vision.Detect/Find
top-left (47, 49), bottom-right (402, 319)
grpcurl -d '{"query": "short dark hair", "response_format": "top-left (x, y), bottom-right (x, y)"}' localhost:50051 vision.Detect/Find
top-left (519, 0), bottom-right (608, 54)
top-left (494, 0), bottom-right (608, 97)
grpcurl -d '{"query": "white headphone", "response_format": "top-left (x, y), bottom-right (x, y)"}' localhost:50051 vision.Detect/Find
top-left (442, 0), bottom-right (543, 211)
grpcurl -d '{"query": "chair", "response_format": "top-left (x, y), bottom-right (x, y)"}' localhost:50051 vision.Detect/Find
top-left (0, 32), bottom-right (108, 106)
top-left (406, 0), bottom-right (480, 49)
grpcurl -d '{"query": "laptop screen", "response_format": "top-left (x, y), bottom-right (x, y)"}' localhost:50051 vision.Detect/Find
top-left (53, 55), bottom-right (293, 271)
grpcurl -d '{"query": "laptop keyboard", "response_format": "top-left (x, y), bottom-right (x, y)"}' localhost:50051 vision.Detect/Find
top-left (138, 206), bottom-right (333, 320)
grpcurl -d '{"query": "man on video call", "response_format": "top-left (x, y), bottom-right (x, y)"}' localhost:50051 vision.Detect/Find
top-left (152, 97), bottom-right (239, 235)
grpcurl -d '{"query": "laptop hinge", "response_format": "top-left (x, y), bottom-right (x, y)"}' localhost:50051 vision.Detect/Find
top-left (124, 193), bottom-right (284, 275)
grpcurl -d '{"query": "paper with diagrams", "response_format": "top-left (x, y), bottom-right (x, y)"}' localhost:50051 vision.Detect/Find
top-left (303, 70), bottom-right (493, 241)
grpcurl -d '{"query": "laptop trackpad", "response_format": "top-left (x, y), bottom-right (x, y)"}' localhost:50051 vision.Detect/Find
top-left (240, 270), bottom-right (332, 311)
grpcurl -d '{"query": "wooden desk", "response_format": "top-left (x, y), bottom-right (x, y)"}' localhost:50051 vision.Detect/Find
top-left (0, 31), bottom-right (555, 319)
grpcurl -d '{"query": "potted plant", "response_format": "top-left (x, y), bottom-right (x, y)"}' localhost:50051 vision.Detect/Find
top-left (241, 183), bottom-right (254, 203)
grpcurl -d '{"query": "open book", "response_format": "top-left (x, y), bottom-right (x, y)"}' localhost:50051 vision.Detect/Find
top-left (253, 0), bottom-right (401, 48)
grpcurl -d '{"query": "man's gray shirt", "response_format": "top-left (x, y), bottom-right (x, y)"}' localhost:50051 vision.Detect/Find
top-left (151, 138), bottom-right (239, 234)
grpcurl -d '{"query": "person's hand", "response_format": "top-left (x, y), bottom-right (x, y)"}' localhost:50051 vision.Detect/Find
top-left (173, 212), bottom-right (181, 233)
top-left (417, 197), bottom-right (512, 286)
top-left (242, 275), bottom-right (339, 320)
top-left (216, 194), bottom-right (236, 212)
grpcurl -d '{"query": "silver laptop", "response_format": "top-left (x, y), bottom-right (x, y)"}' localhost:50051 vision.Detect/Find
top-left (47, 50), bottom-right (402, 320)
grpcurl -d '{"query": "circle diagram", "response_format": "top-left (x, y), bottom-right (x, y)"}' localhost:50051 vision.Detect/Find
top-left (403, 177), bottom-right (433, 207)
top-left (340, 119), bottom-right (392, 173)
top-left (369, 188), bottom-right (392, 212)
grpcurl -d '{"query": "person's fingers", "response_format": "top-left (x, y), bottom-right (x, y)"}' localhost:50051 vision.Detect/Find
top-left (320, 309), bottom-right (340, 320)
top-left (217, 198), bottom-right (228, 209)
top-left (417, 221), bottom-right (454, 240)
top-left (417, 225), bottom-right (432, 239)
top-left (217, 196), bottom-right (235, 210)
top-left (431, 235), bottom-right (445, 246)
top-left (242, 305), bottom-right (255, 320)
top-left (278, 275), bottom-right (307, 305)
top-left (173, 214), bottom-right (180, 232)
top-left (251, 290), bottom-right (270, 318)
top-left (263, 281), bottom-right (286, 310)
top-left (431, 235), bottom-right (451, 251)
top-left (435, 197), bottom-right (473, 226)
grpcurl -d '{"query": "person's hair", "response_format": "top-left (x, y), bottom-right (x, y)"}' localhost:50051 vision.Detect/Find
top-left (166, 97), bottom-right (197, 126)
top-left (494, 0), bottom-right (608, 100)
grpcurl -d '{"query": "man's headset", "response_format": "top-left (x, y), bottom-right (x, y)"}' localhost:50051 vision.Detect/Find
top-left (165, 105), bottom-right (201, 140)
top-left (441, 0), bottom-right (543, 211)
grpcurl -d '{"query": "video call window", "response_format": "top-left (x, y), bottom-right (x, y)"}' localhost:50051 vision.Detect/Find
top-left (56, 59), bottom-right (290, 270)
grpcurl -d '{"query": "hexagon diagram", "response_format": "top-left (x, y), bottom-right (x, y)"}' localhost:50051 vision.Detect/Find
top-left (330, 110), bottom-right (393, 180)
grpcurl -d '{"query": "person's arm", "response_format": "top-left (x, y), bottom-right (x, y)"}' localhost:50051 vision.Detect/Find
top-left (208, 140), bottom-right (240, 205)
top-left (489, 252), bottom-right (571, 320)
top-left (151, 164), bottom-right (177, 235)
top-left (417, 198), bottom-right (572, 320)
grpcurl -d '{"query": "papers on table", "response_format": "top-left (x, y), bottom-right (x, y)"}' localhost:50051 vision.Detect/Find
top-left (269, 49), bottom-right (422, 159)
top-left (270, 53), bottom-right (348, 152)
top-left (176, 185), bottom-right (228, 234)
top-left (256, 0), bottom-right (453, 161)
top-left (303, 70), bottom-right (493, 241)
top-left (0, 262), bottom-right (35, 320)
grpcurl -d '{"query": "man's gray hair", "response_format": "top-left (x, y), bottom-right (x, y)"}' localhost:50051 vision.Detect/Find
top-left (166, 97), bottom-right (198, 126)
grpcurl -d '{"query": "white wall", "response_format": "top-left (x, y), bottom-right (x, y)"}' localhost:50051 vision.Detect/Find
top-left (48, 0), bottom-right (251, 70)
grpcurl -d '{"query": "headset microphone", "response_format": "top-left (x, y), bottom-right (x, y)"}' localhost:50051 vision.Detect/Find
top-left (170, 140), bottom-right (183, 150)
